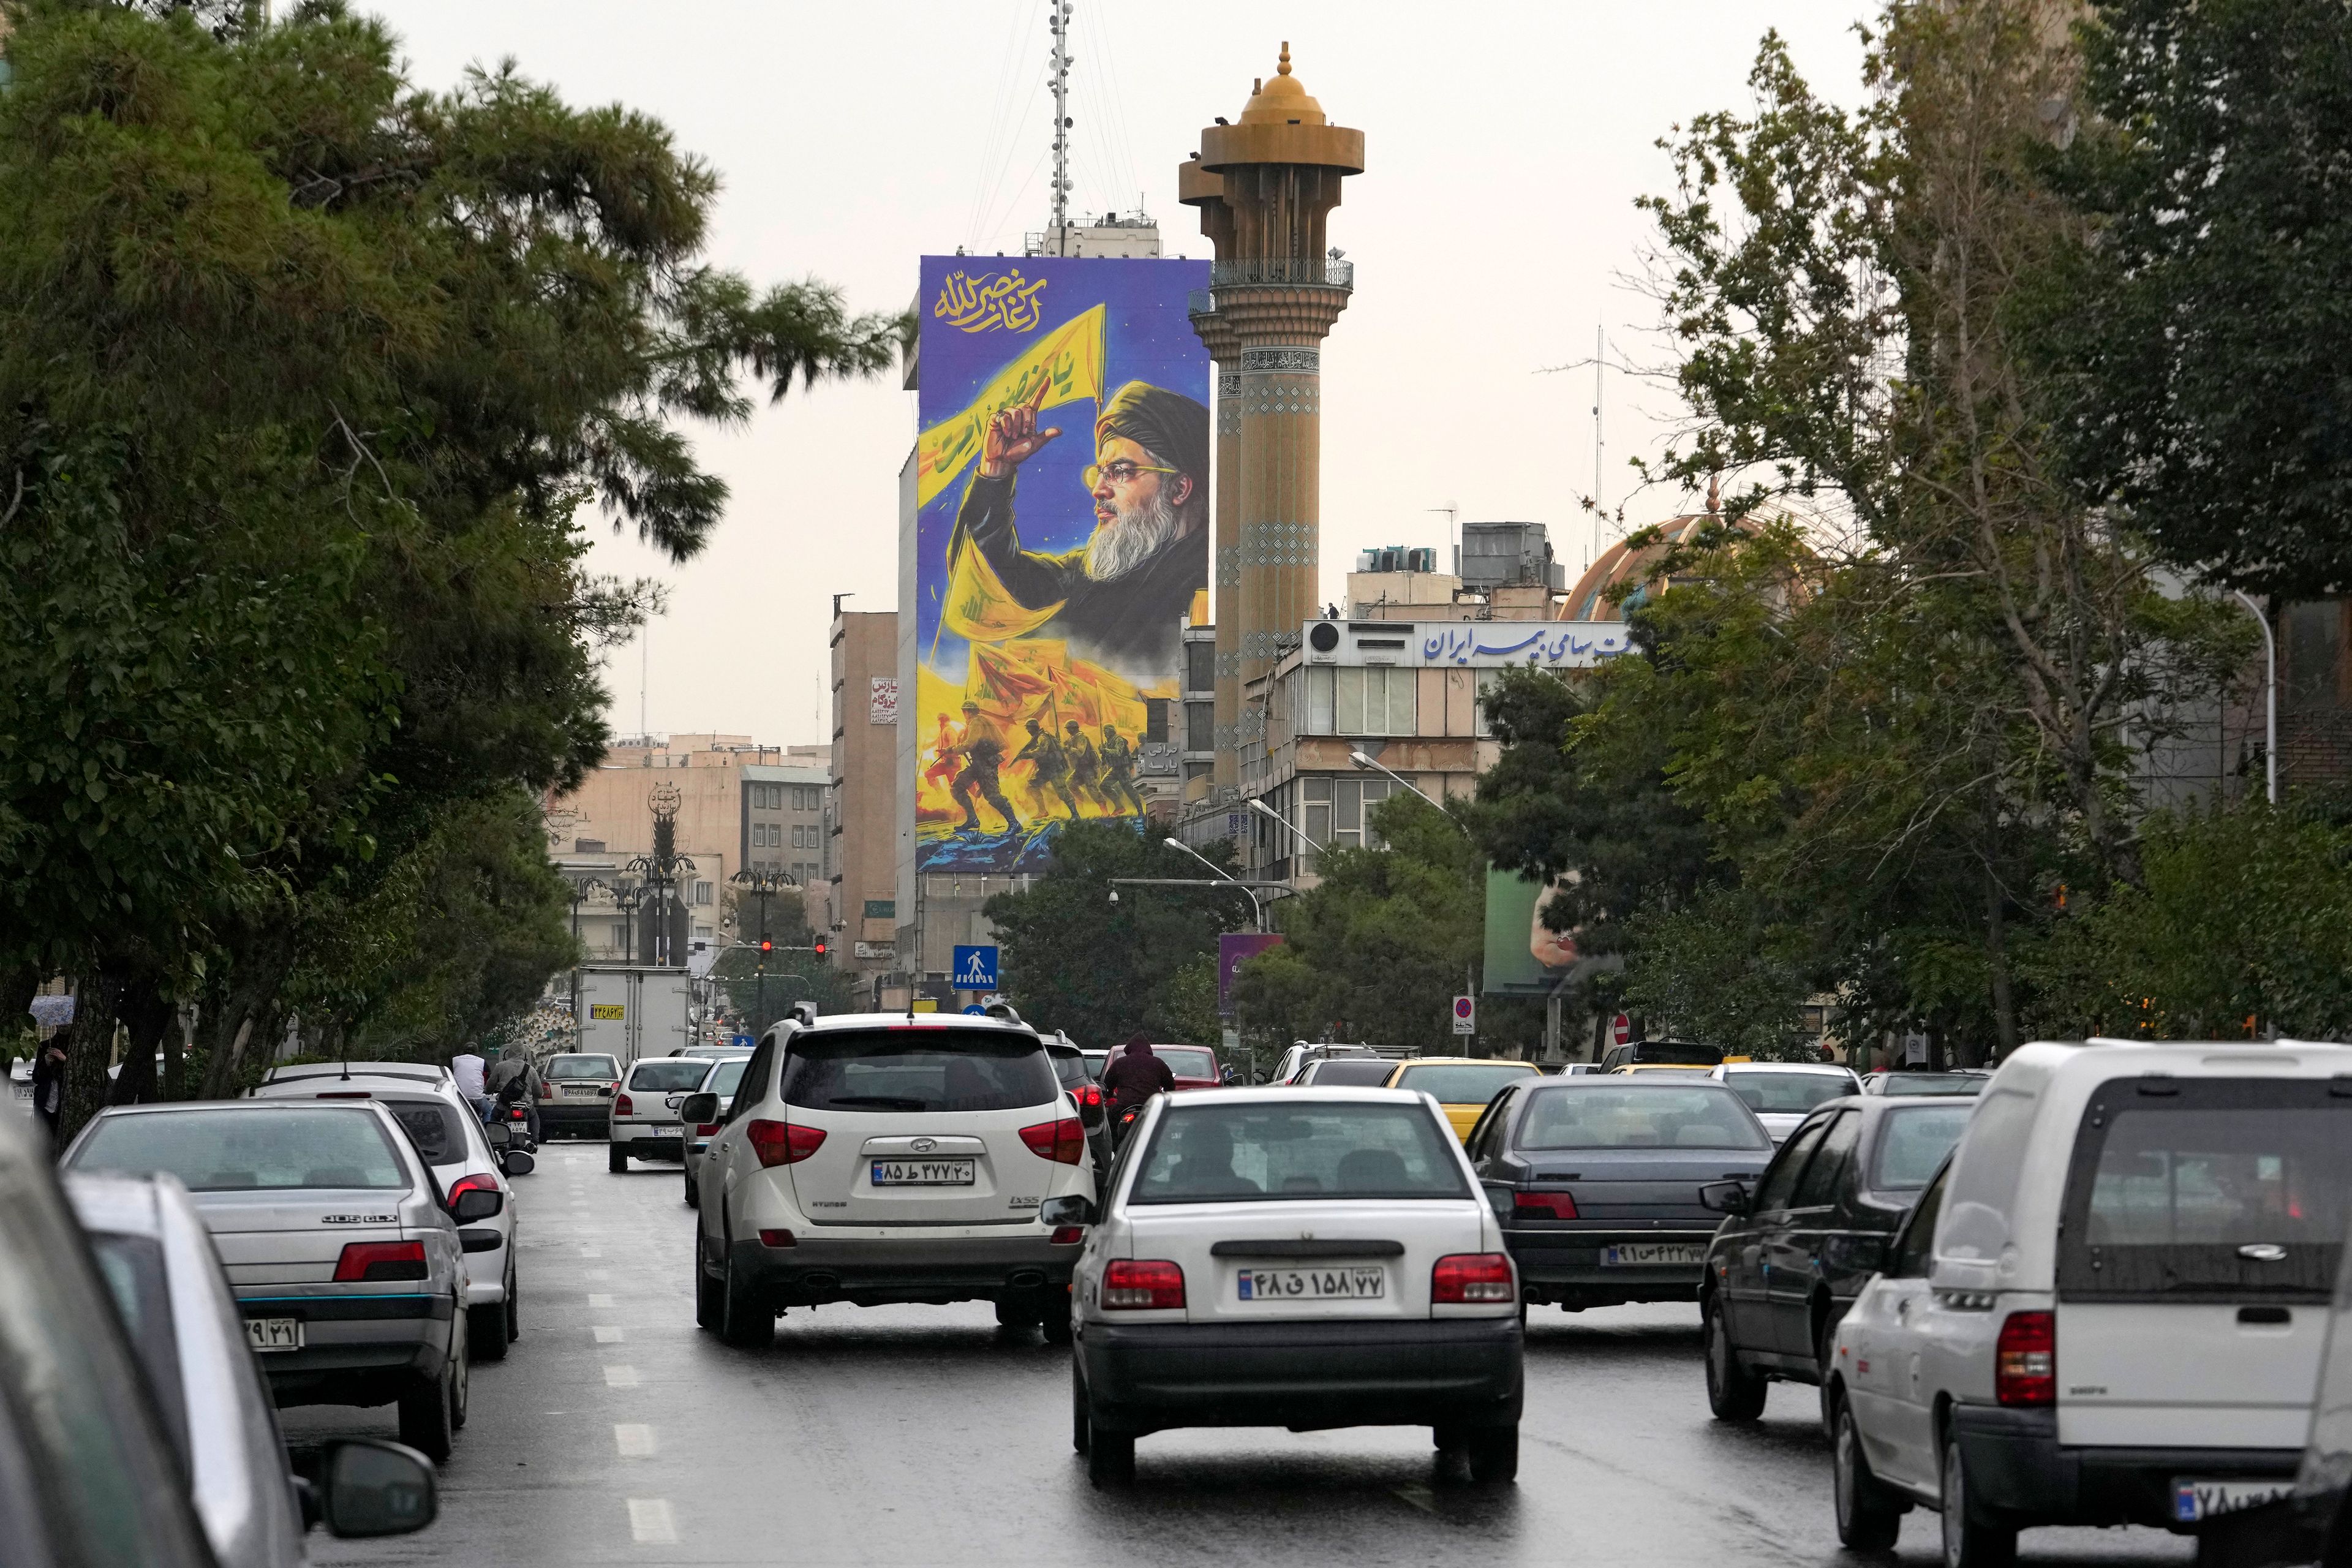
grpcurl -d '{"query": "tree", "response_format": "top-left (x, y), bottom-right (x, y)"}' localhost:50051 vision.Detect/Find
top-left (0, 3), bottom-right (902, 1134)
top-left (2037, 0), bottom-right (2352, 599)
top-left (982, 823), bottom-right (1241, 1046)
top-left (1618, 887), bottom-right (1815, 1058)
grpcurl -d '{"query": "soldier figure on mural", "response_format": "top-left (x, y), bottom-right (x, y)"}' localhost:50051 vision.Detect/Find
top-left (1063, 720), bottom-right (1109, 812)
top-left (1098, 723), bottom-right (1147, 816)
top-left (922, 709), bottom-right (962, 794)
top-left (952, 701), bottom-right (1020, 834)
top-left (1015, 716), bottom-right (1081, 820)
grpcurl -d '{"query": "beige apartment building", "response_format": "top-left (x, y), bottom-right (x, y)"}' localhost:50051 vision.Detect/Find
top-left (829, 609), bottom-right (899, 998)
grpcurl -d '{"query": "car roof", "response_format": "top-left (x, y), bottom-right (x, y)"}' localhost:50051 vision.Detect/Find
top-left (60, 1170), bottom-right (168, 1239)
top-left (1390, 1057), bottom-right (1538, 1069)
top-left (1159, 1085), bottom-right (1427, 1107)
top-left (796, 1013), bottom-right (1039, 1036)
top-left (1716, 1061), bottom-right (1853, 1075)
top-left (1534, 1074), bottom-right (1744, 1091)
top-left (86, 1098), bottom-right (401, 1118)
top-left (260, 1061), bottom-right (448, 1085)
top-left (254, 1072), bottom-right (461, 1100)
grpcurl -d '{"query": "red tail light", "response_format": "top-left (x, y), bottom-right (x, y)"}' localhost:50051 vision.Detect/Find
top-left (1019, 1117), bottom-right (1085, 1164)
top-left (447, 1173), bottom-right (499, 1204)
top-left (333, 1240), bottom-right (428, 1283)
top-left (1433, 1252), bottom-right (1517, 1304)
top-left (1996, 1310), bottom-right (2055, 1405)
top-left (1050, 1226), bottom-right (1084, 1245)
top-left (747, 1119), bottom-right (825, 1167)
top-left (1102, 1259), bottom-right (1185, 1310)
top-left (757, 1229), bottom-right (796, 1248)
top-left (693, 1122), bottom-right (720, 1136)
top-left (1514, 1191), bottom-right (1580, 1220)
top-left (614, 1093), bottom-right (634, 1117)
top-left (1075, 1083), bottom-right (1103, 1109)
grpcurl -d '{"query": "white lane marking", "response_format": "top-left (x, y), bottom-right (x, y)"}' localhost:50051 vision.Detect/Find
top-left (614, 1423), bottom-right (656, 1458)
top-left (588, 1293), bottom-right (616, 1308)
top-left (1392, 1484), bottom-right (1439, 1515)
top-left (627, 1498), bottom-right (677, 1544)
top-left (604, 1365), bottom-right (639, 1388)
top-left (594, 1325), bottom-right (624, 1343)
top-left (587, 1270), bottom-right (611, 1281)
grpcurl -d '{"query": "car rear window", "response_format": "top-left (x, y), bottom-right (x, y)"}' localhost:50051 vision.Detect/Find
top-left (1724, 1071), bottom-right (1854, 1114)
top-left (628, 1059), bottom-right (712, 1093)
top-left (72, 1109), bottom-right (410, 1191)
top-left (1871, 1103), bottom-right (1972, 1190)
top-left (1049, 1050), bottom-right (1091, 1088)
top-left (1517, 1086), bottom-right (1770, 1151)
top-left (702, 1058), bottom-right (749, 1100)
top-left (1877, 1072), bottom-right (1985, 1096)
top-left (779, 1029), bottom-right (1058, 1114)
top-left (1155, 1047), bottom-right (1217, 1079)
top-left (1624, 1042), bottom-right (1723, 1066)
top-left (1394, 1064), bottom-right (1537, 1103)
top-left (1301, 1058), bottom-right (1395, 1087)
top-left (380, 1097), bottom-right (468, 1167)
top-left (2059, 1082), bottom-right (2352, 1301)
top-left (549, 1056), bottom-right (617, 1080)
top-left (1130, 1102), bottom-right (1469, 1204)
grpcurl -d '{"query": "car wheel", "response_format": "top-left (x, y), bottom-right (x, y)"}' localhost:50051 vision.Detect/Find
top-left (1833, 1395), bottom-right (1902, 1550)
top-left (1041, 1292), bottom-right (1074, 1346)
top-left (398, 1360), bottom-right (454, 1462)
top-left (684, 1172), bottom-right (699, 1208)
top-left (693, 1232), bottom-right (720, 1332)
top-left (1070, 1368), bottom-right (1091, 1455)
top-left (447, 1306), bottom-right (469, 1430)
top-left (1941, 1430), bottom-right (2016, 1568)
top-left (608, 1142), bottom-right (628, 1174)
top-left (1703, 1294), bottom-right (1768, 1421)
top-left (468, 1302), bottom-right (510, 1362)
top-left (1466, 1425), bottom-right (1518, 1485)
top-left (717, 1238), bottom-right (769, 1348)
top-left (1085, 1428), bottom-right (1134, 1487)
top-left (995, 1295), bottom-right (1042, 1330)
top-left (507, 1267), bottom-right (521, 1343)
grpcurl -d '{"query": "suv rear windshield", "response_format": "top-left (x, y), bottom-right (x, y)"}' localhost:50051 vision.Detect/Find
top-left (1302, 1058), bottom-right (1395, 1087)
top-left (381, 1097), bottom-right (468, 1167)
top-left (628, 1059), bottom-right (714, 1093)
top-left (1724, 1071), bottom-right (1853, 1115)
top-left (73, 1109), bottom-right (410, 1191)
top-left (1394, 1064), bottom-right (1537, 1103)
top-left (1131, 1102), bottom-right (1469, 1204)
top-left (1869, 1103), bottom-right (1972, 1191)
top-left (549, 1056), bottom-right (617, 1080)
top-left (1518, 1086), bottom-right (1770, 1151)
top-left (779, 1029), bottom-right (1058, 1114)
top-left (2059, 1081), bottom-right (2352, 1301)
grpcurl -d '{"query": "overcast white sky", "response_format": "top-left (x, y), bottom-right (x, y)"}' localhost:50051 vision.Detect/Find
top-left (374, 2), bottom-right (1873, 750)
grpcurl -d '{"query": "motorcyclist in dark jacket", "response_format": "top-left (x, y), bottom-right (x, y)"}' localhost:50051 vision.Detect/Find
top-left (1101, 1036), bottom-right (1175, 1147)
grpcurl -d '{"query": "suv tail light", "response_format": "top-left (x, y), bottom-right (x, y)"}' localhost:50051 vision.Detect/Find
top-left (1019, 1117), bottom-right (1085, 1164)
top-left (747, 1119), bottom-right (825, 1167)
top-left (1433, 1253), bottom-right (1516, 1304)
top-left (1996, 1310), bottom-right (2055, 1405)
top-left (333, 1240), bottom-right (428, 1283)
top-left (1102, 1259), bottom-right (1185, 1310)
top-left (1074, 1083), bottom-right (1103, 1110)
top-left (1514, 1191), bottom-right (1579, 1220)
top-left (614, 1093), bottom-right (634, 1117)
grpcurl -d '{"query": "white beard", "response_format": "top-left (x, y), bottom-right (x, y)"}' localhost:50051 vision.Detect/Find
top-left (1083, 488), bottom-right (1181, 582)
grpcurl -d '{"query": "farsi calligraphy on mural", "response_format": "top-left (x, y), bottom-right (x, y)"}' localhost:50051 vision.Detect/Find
top-left (932, 269), bottom-right (1050, 334)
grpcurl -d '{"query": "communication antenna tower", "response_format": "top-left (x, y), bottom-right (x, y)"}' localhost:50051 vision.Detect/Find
top-left (1047, 1), bottom-right (1074, 255)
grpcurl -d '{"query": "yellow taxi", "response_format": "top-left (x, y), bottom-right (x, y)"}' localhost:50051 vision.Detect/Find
top-left (1381, 1057), bottom-right (1547, 1142)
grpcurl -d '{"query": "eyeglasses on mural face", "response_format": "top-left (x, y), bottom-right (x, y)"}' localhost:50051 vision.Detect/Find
top-left (1081, 459), bottom-right (1177, 490)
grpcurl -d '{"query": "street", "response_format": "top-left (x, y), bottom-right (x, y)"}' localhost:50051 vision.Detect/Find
top-left (291, 1143), bottom-right (2192, 1567)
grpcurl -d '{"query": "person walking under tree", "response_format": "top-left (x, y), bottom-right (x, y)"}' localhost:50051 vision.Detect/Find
top-left (952, 701), bottom-right (1020, 834)
top-left (1015, 717), bottom-right (1081, 820)
top-left (1098, 723), bottom-right (1147, 816)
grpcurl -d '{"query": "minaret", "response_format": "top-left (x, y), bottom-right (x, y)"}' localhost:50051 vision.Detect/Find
top-left (1183, 44), bottom-right (1364, 793)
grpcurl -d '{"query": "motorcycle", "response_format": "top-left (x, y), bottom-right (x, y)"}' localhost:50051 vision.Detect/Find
top-left (483, 1101), bottom-right (537, 1177)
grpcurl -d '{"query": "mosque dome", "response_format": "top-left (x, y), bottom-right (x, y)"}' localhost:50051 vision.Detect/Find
top-left (1558, 508), bottom-right (1773, 622)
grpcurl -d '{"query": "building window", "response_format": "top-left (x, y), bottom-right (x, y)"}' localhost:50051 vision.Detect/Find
top-left (1185, 700), bottom-right (1213, 753)
top-left (1185, 641), bottom-right (1215, 693)
top-left (1303, 666), bottom-right (1416, 736)
top-left (790, 824), bottom-right (807, 849)
top-left (693, 880), bottom-right (714, 905)
top-left (1301, 774), bottom-right (1393, 854)
top-left (1145, 698), bottom-right (1170, 744)
top-left (1474, 669), bottom-right (1503, 737)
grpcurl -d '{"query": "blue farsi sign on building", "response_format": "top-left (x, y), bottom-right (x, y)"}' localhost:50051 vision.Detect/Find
top-left (952, 945), bottom-right (1000, 990)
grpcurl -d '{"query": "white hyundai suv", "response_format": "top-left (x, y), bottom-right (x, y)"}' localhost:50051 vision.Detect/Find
top-left (683, 1012), bottom-right (1097, 1348)
top-left (1825, 1038), bottom-right (2352, 1566)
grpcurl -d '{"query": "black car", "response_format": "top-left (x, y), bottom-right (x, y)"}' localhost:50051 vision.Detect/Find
top-left (1464, 1076), bottom-right (1776, 1310)
top-left (1697, 1093), bottom-right (1973, 1421)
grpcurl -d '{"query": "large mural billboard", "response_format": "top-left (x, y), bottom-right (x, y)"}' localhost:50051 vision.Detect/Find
top-left (911, 255), bottom-right (1210, 874)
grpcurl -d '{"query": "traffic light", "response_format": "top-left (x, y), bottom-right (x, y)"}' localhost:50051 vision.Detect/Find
top-left (812, 939), bottom-right (827, 958)
top-left (758, 939), bottom-right (773, 955)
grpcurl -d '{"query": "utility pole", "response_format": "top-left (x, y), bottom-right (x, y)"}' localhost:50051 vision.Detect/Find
top-left (1047, 0), bottom-right (1074, 255)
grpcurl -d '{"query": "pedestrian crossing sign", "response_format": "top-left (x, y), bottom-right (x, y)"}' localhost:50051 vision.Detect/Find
top-left (952, 945), bottom-right (1000, 990)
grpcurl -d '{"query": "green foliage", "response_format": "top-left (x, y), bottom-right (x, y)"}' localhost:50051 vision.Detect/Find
top-left (1619, 887), bottom-right (1813, 1059)
top-left (2031, 804), bottom-right (2352, 1041)
top-left (982, 823), bottom-right (1243, 1046)
top-left (2038, 0), bottom-right (2352, 598)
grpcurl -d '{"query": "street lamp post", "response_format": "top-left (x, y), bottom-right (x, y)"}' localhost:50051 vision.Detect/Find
top-left (566, 878), bottom-right (609, 1026)
top-left (2232, 590), bottom-right (2278, 806)
top-left (1248, 796), bottom-right (1324, 861)
top-left (729, 867), bottom-right (799, 1032)
top-left (1162, 838), bottom-right (1265, 932)
top-left (612, 882), bottom-right (645, 963)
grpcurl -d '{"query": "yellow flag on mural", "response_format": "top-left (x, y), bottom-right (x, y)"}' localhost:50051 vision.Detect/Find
top-left (914, 304), bottom-right (1106, 508)
top-left (941, 533), bottom-right (1063, 643)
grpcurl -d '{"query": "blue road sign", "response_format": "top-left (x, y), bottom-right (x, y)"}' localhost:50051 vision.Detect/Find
top-left (962, 1003), bottom-right (987, 1016)
top-left (731, 1034), bottom-right (755, 1049)
top-left (951, 944), bottom-right (1000, 990)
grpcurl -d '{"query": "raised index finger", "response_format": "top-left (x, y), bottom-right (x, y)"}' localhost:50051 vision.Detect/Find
top-left (1025, 376), bottom-right (1052, 412)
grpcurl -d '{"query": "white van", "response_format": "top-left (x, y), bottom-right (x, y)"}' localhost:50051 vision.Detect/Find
top-left (1825, 1038), bottom-right (2352, 1567)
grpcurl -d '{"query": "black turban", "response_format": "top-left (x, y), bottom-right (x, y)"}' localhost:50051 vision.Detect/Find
top-left (1094, 380), bottom-right (1209, 489)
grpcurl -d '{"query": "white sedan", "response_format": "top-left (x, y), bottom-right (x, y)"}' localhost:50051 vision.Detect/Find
top-left (1057, 1086), bottom-right (1524, 1487)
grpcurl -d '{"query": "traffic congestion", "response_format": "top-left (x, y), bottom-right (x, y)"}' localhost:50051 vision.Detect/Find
top-left (6, 1023), bottom-right (2352, 1566)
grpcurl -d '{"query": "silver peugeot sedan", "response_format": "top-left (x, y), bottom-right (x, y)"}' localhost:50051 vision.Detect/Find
top-left (64, 1099), bottom-right (494, 1461)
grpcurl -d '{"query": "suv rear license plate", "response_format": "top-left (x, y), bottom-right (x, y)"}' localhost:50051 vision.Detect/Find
top-left (1237, 1267), bottom-right (1386, 1300)
top-left (1602, 1242), bottom-right (1708, 1267)
top-left (871, 1159), bottom-right (974, 1186)
top-left (2173, 1479), bottom-right (2293, 1523)
top-left (246, 1317), bottom-right (304, 1353)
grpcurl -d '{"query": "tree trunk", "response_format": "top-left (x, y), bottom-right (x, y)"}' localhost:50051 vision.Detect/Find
top-left (109, 976), bottom-right (173, 1105)
top-left (198, 916), bottom-right (297, 1099)
top-left (161, 997), bottom-right (188, 1101)
top-left (59, 969), bottom-right (127, 1147)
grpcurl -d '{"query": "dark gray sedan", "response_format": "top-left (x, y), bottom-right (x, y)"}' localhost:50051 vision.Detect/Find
top-left (1463, 1077), bottom-right (1776, 1311)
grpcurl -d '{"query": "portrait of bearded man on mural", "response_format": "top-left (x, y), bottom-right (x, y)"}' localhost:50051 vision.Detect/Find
top-left (946, 377), bottom-right (1209, 681)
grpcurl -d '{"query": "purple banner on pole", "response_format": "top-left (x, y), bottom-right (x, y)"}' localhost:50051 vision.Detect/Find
top-left (1217, 933), bottom-right (1284, 1017)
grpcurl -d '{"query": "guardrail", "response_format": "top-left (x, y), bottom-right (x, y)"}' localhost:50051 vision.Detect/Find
top-left (1207, 258), bottom-right (1355, 290)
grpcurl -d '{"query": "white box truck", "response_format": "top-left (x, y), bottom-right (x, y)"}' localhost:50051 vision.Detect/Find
top-left (574, 966), bottom-right (693, 1071)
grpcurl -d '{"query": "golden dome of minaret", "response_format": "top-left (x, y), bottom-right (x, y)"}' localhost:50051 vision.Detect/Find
top-left (1238, 43), bottom-right (1327, 126)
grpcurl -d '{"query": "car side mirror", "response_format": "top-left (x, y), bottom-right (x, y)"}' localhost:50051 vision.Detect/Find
top-left (450, 1187), bottom-right (502, 1223)
top-left (1698, 1180), bottom-right (1751, 1216)
top-left (499, 1150), bottom-right (534, 1178)
top-left (319, 1439), bottom-right (438, 1538)
top-left (1039, 1194), bottom-right (1096, 1228)
top-left (678, 1093), bottom-right (719, 1125)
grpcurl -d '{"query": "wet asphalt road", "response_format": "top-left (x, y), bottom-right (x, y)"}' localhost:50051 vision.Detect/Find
top-left (289, 1140), bottom-right (2193, 1567)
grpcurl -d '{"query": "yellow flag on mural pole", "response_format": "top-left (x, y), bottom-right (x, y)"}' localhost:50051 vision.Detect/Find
top-left (941, 537), bottom-right (1064, 643)
top-left (914, 304), bottom-right (1106, 508)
